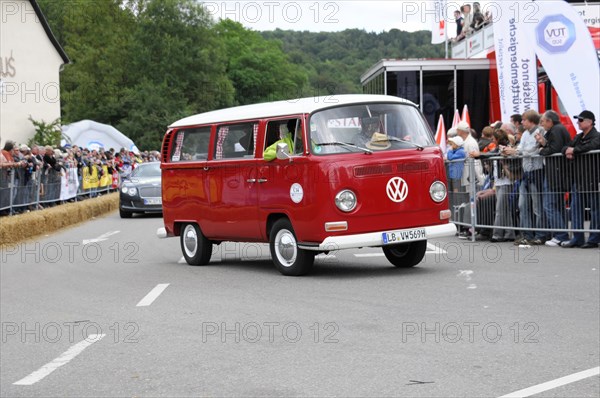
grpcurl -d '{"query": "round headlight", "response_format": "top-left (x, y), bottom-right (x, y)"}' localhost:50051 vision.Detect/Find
top-left (121, 186), bottom-right (128, 194)
top-left (430, 181), bottom-right (447, 203)
top-left (127, 187), bottom-right (138, 196)
top-left (335, 190), bottom-right (357, 212)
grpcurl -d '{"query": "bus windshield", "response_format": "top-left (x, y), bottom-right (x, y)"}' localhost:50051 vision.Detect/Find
top-left (308, 103), bottom-right (434, 155)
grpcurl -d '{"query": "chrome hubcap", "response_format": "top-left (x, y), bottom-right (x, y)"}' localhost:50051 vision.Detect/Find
top-left (183, 225), bottom-right (198, 257)
top-left (275, 229), bottom-right (297, 267)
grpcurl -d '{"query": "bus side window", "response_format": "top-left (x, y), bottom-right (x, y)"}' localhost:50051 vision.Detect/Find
top-left (171, 127), bottom-right (211, 162)
top-left (265, 122), bottom-right (281, 148)
top-left (293, 120), bottom-right (304, 155)
top-left (215, 123), bottom-right (258, 159)
top-left (264, 119), bottom-right (301, 154)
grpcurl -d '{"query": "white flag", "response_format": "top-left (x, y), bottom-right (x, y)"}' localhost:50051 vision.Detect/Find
top-left (521, 1), bottom-right (599, 121)
top-left (431, 0), bottom-right (447, 44)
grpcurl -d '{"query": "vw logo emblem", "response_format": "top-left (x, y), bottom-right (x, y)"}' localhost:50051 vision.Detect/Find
top-left (386, 177), bottom-right (408, 203)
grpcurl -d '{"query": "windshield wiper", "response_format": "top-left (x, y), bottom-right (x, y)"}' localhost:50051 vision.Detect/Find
top-left (372, 136), bottom-right (424, 151)
top-left (316, 142), bottom-right (373, 154)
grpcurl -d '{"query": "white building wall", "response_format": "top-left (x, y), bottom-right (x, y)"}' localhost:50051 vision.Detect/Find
top-left (0, 0), bottom-right (65, 146)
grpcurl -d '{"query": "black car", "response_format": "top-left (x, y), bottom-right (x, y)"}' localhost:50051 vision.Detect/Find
top-left (119, 162), bottom-right (162, 218)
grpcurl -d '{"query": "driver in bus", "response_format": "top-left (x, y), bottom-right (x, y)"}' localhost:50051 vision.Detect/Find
top-left (353, 117), bottom-right (380, 147)
top-left (263, 119), bottom-right (298, 161)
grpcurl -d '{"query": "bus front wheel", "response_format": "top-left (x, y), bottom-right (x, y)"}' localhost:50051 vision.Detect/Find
top-left (269, 219), bottom-right (315, 276)
top-left (180, 223), bottom-right (212, 266)
top-left (382, 241), bottom-right (427, 268)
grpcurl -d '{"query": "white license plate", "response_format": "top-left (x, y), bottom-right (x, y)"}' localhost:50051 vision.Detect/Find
top-left (382, 228), bottom-right (426, 245)
top-left (144, 198), bottom-right (162, 205)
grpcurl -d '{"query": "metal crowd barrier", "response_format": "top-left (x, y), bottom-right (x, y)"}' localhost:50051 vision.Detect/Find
top-left (446, 149), bottom-right (600, 240)
top-left (0, 167), bottom-right (120, 216)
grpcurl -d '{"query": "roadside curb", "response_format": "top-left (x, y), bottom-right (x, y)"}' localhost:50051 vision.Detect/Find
top-left (0, 193), bottom-right (119, 249)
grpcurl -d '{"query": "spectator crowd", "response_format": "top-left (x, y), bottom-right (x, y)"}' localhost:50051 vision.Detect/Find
top-left (0, 142), bottom-right (160, 216)
top-left (453, 2), bottom-right (493, 42)
top-left (445, 109), bottom-right (600, 249)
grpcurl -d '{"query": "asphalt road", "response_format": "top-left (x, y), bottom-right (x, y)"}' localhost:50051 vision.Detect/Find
top-left (1, 211), bottom-right (598, 397)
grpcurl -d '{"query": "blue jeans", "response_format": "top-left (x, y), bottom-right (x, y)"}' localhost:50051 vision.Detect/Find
top-left (570, 187), bottom-right (600, 245)
top-left (542, 178), bottom-right (569, 242)
top-left (519, 169), bottom-right (545, 240)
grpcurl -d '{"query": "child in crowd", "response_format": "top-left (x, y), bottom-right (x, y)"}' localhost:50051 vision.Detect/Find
top-left (446, 136), bottom-right (466, 192)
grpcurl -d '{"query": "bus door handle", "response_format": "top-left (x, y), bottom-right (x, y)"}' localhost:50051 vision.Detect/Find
top-left (247, 179), bottom-right (257, 183)
top-left (257, 178), bottom-right (268, 183)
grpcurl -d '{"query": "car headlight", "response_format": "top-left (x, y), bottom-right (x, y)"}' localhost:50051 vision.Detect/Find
top-left (127, 187), bottom-right (138, 196)
top-left (121, 186), bottom-right (128, 194)
top-left (430, 181), bottom-right (447, 203)
top-left (335, 190), bottom-right (357, 212)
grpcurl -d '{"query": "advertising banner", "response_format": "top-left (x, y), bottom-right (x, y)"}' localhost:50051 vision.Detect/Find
top-left (452, 40), bottom-right (467, 58)
top-left (99, 165), bottom-right (112, 188)
top-left (82, 166), bottom-right (98, 190)
top-left (521, 1), bottom-right (599, 121)
top-left (492, 2), bottom-right (538, 122)
top-left (59, 167), bottom-right (79, 201)
top-left (466, 31), bottom-right (485, 57)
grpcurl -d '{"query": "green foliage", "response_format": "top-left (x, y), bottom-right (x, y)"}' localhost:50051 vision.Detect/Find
top-left (116, 79), bottom-right (195, 150)
top-left (262, 28), bottom-right (445, 94)
top-left (37, 0), bottom-right (444, 150)
top-left (216, 20), bottom-right (307, 105)
top-left (27, 116), bottom-right (62, 147)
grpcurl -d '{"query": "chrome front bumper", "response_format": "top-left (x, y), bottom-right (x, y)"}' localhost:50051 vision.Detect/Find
top-left (298, 223), bottom-right (457, 251)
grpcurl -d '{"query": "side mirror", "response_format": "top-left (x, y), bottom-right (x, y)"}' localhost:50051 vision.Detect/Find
top-left (276, 143), bottom-right (291, 160)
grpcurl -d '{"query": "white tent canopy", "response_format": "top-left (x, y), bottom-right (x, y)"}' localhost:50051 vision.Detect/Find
top-left (61, 120), bottom-right (140, 153)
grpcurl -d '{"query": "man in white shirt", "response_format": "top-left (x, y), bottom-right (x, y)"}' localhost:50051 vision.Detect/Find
top-left (457, 121), bottom-right (484, 188)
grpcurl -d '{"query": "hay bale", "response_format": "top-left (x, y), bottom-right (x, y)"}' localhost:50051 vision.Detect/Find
top-left (0, 193), bottom-right (119, 248)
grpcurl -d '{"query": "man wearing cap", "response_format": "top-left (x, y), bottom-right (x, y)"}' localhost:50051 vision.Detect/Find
top-left (559, 111), bottom-right (600, 248)
top-left (456, 121), bottom-right (484, 188)
top-left (534, 110), bottom-right (572, 246)
top-left (446, 136), bottom-right (466, 193)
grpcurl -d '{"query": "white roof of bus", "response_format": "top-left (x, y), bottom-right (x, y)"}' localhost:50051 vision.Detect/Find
top-left (169, 94), bottom-right (415, 128)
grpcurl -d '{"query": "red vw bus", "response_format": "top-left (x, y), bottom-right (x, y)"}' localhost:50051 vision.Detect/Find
top-left (158, 95), bottom-right (455, 275)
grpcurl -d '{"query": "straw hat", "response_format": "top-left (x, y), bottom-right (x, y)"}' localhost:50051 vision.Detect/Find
top-left (365, 132), bottom-right (391, 150)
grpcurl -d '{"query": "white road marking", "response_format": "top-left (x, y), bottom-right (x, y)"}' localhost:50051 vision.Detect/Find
top-left (13, 334), bottom-right (106, 386)
top-left (83, 231), bottom-right (120, 245)
top-left (458, 270), bottom-right (473, 281)
top-left (498, 366), bottom-right (600, 398)
top-left (354, 253), bottom-right (384, 258)
top-left (426, 242), bottom-right (447, 254)
top-left (136, 283), bottom-right (170, 307)
top-left (316, 254), bottom-right (336, 259)
top-left (353, 243), bottom-right (446, 258)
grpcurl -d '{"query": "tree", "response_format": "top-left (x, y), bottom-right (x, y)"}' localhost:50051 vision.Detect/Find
top-left (38, 0), bottom-right (136, 125)
top-left (116, 79), bottom-right (193, 150)
top-left (27, 116), bottom-right (61, 147)
top-left (128, 0), bottom-right (234, 111)
top-left (37, 0), bottom-right (445, 149)
top-left (216, 20), bottom-right (307, 105)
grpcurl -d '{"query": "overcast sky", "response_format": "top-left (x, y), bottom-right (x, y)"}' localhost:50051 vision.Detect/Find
top-left (201, 1), bottom-right (464, 34)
